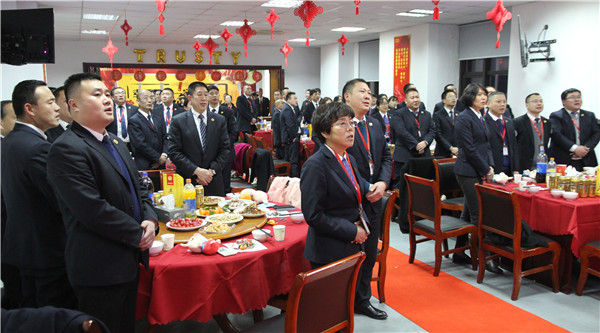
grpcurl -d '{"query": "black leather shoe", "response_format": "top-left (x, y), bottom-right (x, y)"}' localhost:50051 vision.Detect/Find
top-left (355, 302), bottom-right (388, 320)
top-left (452, 253), bottom-right (472, 265)
top-left (485, 261), bottom-right (503, 274)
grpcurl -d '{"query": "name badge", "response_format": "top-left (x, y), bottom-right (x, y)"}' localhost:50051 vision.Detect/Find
top-left (503, 145), bottom-right (509, 156)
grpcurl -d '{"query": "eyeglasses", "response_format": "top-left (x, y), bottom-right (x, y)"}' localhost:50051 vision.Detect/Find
top-left (566, 95), bottom-right (582, 100)
top-left (333, 121), bottom-right (356, 130)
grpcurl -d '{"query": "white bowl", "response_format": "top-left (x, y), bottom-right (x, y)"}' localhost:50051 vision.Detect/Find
top-left (528, 186), bottom-right (541, 194)
top-left (550, 189), bottom-right (564, 198)
top-left (562, 191), bottom-right (578, 201)
top-left (291, 213), bottom-right (305, 223)
top-left (252, 229), bottom-right (271, 242)
top-left (226, 193), bottom-right (240, 200)
top-left (149, 240), bottom-right (164, 256)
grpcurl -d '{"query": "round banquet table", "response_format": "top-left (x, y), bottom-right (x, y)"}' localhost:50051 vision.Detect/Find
top-left (136, 216), bottom-right (310, 326)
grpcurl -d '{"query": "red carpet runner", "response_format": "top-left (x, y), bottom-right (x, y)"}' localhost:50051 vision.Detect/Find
top-left (372, 247), bottom-right (568, 332)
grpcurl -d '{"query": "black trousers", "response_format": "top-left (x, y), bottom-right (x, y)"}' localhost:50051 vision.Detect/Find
top-left (284, 139), bottom-right (300, 177)
top-left (73, 274), bottom-right (139, 333)
top-left (19, 267), bottom-right (77, 309)
top-left (455, 175), bottom-right (482, 248)
top-left (355, 200), bottom-right (382, 306)
top-left (222, 160), bottom-right (233, 194)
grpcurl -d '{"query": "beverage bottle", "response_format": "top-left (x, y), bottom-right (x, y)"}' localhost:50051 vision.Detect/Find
top-left (536, 147), bottom-right (548, 184)
top-left (182, 179), bottom-right (197, 217)
top-left (140, 172), bottom-right (154, 200)
top-left (303, 122), bottom-right (309, 136)
top-left (546, 157), bottom-right (557, 188)
top-left (195, 185), bottom-right (204, 209)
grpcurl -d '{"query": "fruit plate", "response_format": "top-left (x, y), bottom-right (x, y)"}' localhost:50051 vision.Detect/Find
top-left (166, 219), bottom-right (206, 231)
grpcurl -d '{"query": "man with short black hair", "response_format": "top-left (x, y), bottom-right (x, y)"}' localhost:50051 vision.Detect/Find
top-left (271, 98), bottom-right (285, 159)
top-left (302, 88), bottom-right (321, 124)
top-left (397, 83), bottom-right (426, 111)
top-left (514, 93), bottom-right (551, 171)
top-left (46, 86), bottom-right (73, 142)
top-left (152, 87), bottom-right (184, 134)
top-left (433, 83), bottom-right (465, 113)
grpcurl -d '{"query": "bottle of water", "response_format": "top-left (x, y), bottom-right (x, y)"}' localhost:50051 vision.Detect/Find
top-left (547, 157), bottom-right (557, 174)
top-left (140, 172), bottom-right (154, 200)
top-left (536, 147), bottom-right (548, 184)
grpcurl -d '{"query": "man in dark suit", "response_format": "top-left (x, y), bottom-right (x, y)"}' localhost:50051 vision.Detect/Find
top-left (433, 90), bottom-right (461, 157)
top-left (152, 87), bottom-right (184, 134)
top-left (47, 73), bottom-right (157, 333)
top-left (2, 80), bottom-right (76, 309)
top-left (484, 92), bottom-right (519, 175)
top-left (271, 99), bottom-right (285, 160)
top-left (255, 88), bottom-right (270, 117)
top-left (484, 86), bottom-right (514, 119)
top-left (433, 84), bottom-right (465, 114)
top-left (46, 86), bottom-right (73, 143)
top-left (236, 84), bottom-right (257, 134)
top-left (344, 78), bottom-right (392, 320)
top-left (281, 91), bottom-right (301, 177)
top-left (128, 89), bottom-right (169, 171)
top-left (207, 85), bottom-right (237, 194)
top-left (514, 93), bottom-right (552, 171)
top-left (369, 96), bottom-right (392, 142)
top-left (549, 88), bottom-right (600, 170)
top-left (168, 82), bottom-right (231, 196)
top-left (106, 87), bottom-right (137, 151)
top-left (302, 88), bottom-right (321, 124)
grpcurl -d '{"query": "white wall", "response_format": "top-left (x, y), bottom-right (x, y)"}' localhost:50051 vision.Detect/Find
top-left (320, 43), bottom-right (340, 98)
top-left (1, 64), bottom-right (46, 99)
top-left (459, 20), bottom-right (511, 60)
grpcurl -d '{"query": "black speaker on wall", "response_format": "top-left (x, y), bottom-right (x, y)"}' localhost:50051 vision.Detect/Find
top-left (1, 8), bottom-right (55, 65)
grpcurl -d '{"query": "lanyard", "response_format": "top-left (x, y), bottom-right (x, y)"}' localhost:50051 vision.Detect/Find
top-left (333, 151), bottom-right (361, 205)
top-left (529, 118), bottom-right (544, 140)
top-left (495, 118), bottom-right (506, 142)
top-left (570, 117), bottom-right (580, 132)
top-left (118, 106), bottom-right (125, 123)
top-left (356, 120), bottom-right (371, 154)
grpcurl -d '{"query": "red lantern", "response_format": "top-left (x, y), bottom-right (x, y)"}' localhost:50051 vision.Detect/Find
top-left (156, 70), bottom-right (167, 81)
top-left (265, 9), bottom-right (280, 40)
top-left (195, 70), bottom-right (206, 81)
top-left (220, 28), bottom-right (234, 52)
top-left (354, 0), bottom-right (361, 15)
top-left (202, 37), bottom-right (219, 65)
top-left (176, 70), bottom-right (186, 91)
top-left (156, 0), bottom-right (167, 35)
top-left (120, 19), bottom-right (132, 46)
top-left (111, 69), bottom-right (122, 81)
top-left (252, 71), bottom-right (262, 82)
top-left (233, 70), bottom-right (246, 82)
top-left (236, 19), bottom-right (256, 57)
top-left (102, 37), bottom-right (118, 68)
top-left (134, 71), bottom-right (145, 81)
top-left (338, 34), bottom-right (349, 55)
top-left (211, 71), bottom-right (222, 82)
top-left (193, 40), bottom-right (202, 61)
top-left (486, 0), bottom-right (512, 48)
top-left (294, 1), bottom-right (323, 46)
top-left (280, 42), bottom-right (293, 67)
top-left (432, 1), bottom-right (440, 20)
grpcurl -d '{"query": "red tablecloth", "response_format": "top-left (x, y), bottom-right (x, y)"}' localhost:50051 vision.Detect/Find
top-left (486, 182), bottom-right (600, 257)
top-left (136, 217), bottom-right (309, 324)
top-left (300, 139), bottom-right (315, 154)
top-left (253, 130), bottom-right (273, 151)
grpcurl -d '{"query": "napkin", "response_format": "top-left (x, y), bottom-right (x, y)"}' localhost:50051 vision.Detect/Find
top-left (160, 194), bottom-right (176, 209)
top-left (493, 172), bottom-right (509, 185)
top-left (565, 166), bottom-right (580, 177)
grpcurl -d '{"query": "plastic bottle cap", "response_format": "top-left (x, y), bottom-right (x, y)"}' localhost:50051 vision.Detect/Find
top-left (143, 172), bottom-right (148, 176)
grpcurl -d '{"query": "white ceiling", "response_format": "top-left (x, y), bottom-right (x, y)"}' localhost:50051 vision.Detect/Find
top-left (11, 0), bottom-right (534, 47)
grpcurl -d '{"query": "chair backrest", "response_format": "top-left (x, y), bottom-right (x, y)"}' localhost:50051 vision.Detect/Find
top-left (302, 143), bottom-right (313, 159)
top-left (379, 190), bottom-right (399, 253)
top-left (285, 252), bottom-right (366, 333)
top-left (405, 174), bottom-right (439, 222)
top-left (407, 157), bottom-right (436, 179)
top-left (433, 158), bottom-right (462, 196)
top-left (254, 136), bottom-right (266, 150)
top-left (475, 184), bottom-right (522, 248)
top-left (245, 133), bottom-right (258, 149)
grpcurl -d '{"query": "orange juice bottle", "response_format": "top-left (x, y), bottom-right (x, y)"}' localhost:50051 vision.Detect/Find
top-left (182, 179), bottom-right (197, 217)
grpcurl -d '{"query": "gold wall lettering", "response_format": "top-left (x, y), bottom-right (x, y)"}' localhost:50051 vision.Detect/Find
top-left (133, 49), bottom-right (146, 62)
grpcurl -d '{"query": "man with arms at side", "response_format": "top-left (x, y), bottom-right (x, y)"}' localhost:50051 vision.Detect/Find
top-left (129, 89), bottom-right (169, 170)
top-left (207, 85), bottom-right (237, 194)
top-left (549, 88), bottom-right (600, 170)
top-left (433, 89), bottom-right (461, 158)
top-left (236, 84), bottom-right (257, 134)
top-left (107, 87), bottom-right (137, 152)
top-left (514, 93), bottom-right (551, 171)
top-left (256, 88), bottom-right (270, 117)
top-left (46, 86), bottom-right (73, 143)
top-left (47, 73), bottom-right (157, 333)
top-left (281, 91), bottom-right (301, 177)
top-left (484, 91), bottom-right (519, 175)
top-left (152, 87), bottom-right (184, 134)
top-left (344, 78), bottom-right (392, 320)
top-left (168, 82), bottom-right (231, 196)
top-left (271, 99), bottom-right (285, 160)
top-left (2, 80), bottom-right (77, 309)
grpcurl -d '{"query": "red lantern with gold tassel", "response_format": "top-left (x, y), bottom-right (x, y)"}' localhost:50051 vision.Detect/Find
top-left (486, 0), bottom-right (512, 48)
top-left (236, 19), bottom-right (256, 57)
top-left (175, 70), bottom-right (186, 91)
top-left (294, 1), bottom-right (323, 46)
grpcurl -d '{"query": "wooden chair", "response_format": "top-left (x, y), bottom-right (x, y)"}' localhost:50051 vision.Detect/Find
top-left (475, 184), bottom-right (561, 301)
top-left (244, 252), bottom-right (366, 333)
top-left (576, 240), bottom-right (600, 296)
top-left (405, 174), bottom-right (478, 276)
top-left (371, 189), bottom-right (399, 303)
top-left (255, 134), bottom-right (291, 177)
top-left (433, 158), bottom-right (464, 212)
top-left (231, 147), bottom-right (257, 192)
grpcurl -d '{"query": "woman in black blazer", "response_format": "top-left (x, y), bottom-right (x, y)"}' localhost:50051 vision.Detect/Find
top-left (300, 102), bottom-right (371, 268)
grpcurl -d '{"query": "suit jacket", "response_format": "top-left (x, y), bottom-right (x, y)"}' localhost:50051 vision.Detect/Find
top-left (302, 101), bottom-right (317, 124)
top-left (151, 103), bottom-right (185, 133)
top-left (210, 105), bottom-right (237, 162)
top-left (300, 148), bottom-right (370, 264)
top-left (484, 114), bottom-right (519, 174)
top-left (1, 123), bottom-right (66, 270)
top-left (514, 114), bottom-right (551, 171)
top-left (128, 111), bottom-right (168, 171)
top-left (433, 100), bottom-right (465, 114)
top-left (433, 108), bottom-right (461, 157)
top-left (550, 108), bottom-right (600, 166)
top-left (271, 108), bottom-right (283, 148)
top-left (46, 122), bottom-right (157, 286)
top-left (281, 104), bottom-right (300, 144)
top-left (45, 125), bottom-right (66, 143)
top-left (370, 111), bottom-right (391, 139)
top-left (255, 96), bottom-right (270, 117)
top-left (390, 107), bottom-right (437, 163)
top-left (167, 110), bottom-right (231, 196)
top-left (236, 95), bottom-right (256, 133)
top-left (454, 108), bottom-right (495, 178)
top-left (106, 102), bottom-right (137, 135)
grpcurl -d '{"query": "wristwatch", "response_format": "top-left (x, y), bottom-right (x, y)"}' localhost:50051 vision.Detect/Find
top-left (210, 169), bottom-right (216, 176)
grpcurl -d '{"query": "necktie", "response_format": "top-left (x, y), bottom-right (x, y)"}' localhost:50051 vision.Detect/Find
top-left (101, 136), bottom-right (141, 222)
top-left (198, 113), bottom-right (207, 150)
top-left (165, 106), bottom-right (171, 131)
top-left (341, 157), bottom-right (357, 188)
top-left (449, 111), bottom-right (454, 121)
top-left (316, 103), bottom-right (319, 108)
top-left (357, 120), bottom-right (367, 140)
top-left (147, 114), bottom-right (155, 130)
top-left (212, 108), bottom-right (217, 113)
top-left (534, 118), bottom-right (540, 131)
top-left (383, 114), bottom-right (390, 136)
top-left (496, 118), bottom-right (505, 137)
top-left (119, 106), bottom-right (127, 139)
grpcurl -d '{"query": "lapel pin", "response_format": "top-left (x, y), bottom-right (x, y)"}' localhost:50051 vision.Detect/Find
top-left (369, 122), bottom-right (373, 126)
top-left (211, 118), bottom-right (215, 122)
top-left (113, 139), bottom-right (119, 144)
top-left (581, 114), bottom-right (585, 117)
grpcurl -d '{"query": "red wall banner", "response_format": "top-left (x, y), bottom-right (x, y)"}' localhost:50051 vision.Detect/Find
top-left (393, 35), bottom-right (411, 102)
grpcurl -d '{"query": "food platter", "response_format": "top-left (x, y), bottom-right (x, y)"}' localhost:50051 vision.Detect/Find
top-left (156, 215), bottom-right (268, 243)
top-left (166, 219), bottom-right (207, 231)
top-left (205, 213), bottom-right (244, 225)
top-left (234, 206), bottom-right (270, 218)
top-left (218, 199), bottom-right (254, 211)
top-left (203, 196), bottom-right (225, 206)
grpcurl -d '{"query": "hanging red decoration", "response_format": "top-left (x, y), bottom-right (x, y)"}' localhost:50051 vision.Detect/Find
top-left (236, 19), bottom-right (256, 57)
top-left (486, 0), bottom-right (512, 49)
top-left (211, 71), bottom-right (222, 82)
top-left (265, 9), bottom-right (280, 40)
top-left (111, 69), bottom-right (122, 81)
top-left (156, 70), bottom-right (167, 81)
top-left (195, 70), bottom-right (206, 81)
top-left (156, 0), bottom-right (167, 35)
top-left (220, 28), bottom-right (234, 52)
top-left (102, 37), bottom-right (118, 68)
top-left (338, 34), bottom-right (349, 55)
top-left (280, 41), bottom-right (293, 67)
top-left (252, 71), bottom-right (262, 82)
top-left (233, 70), bottom-right (247, 82)
top-left (193, 40), bottom-right (202, 61)
top-left (176, 70), bottom-right (186, 91)
top-left (354, 0), bottom-right (361, 15)
top-left (120, 19), bottom-right (132, 46)
top-left (294, 1), bottom-right (323, 46)
top-left (432, 1), bottom-right (440, 20)
top-left (202, 37), bottom-right (219, 65)
top-left (134, 71), bottom-right (145, 81)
